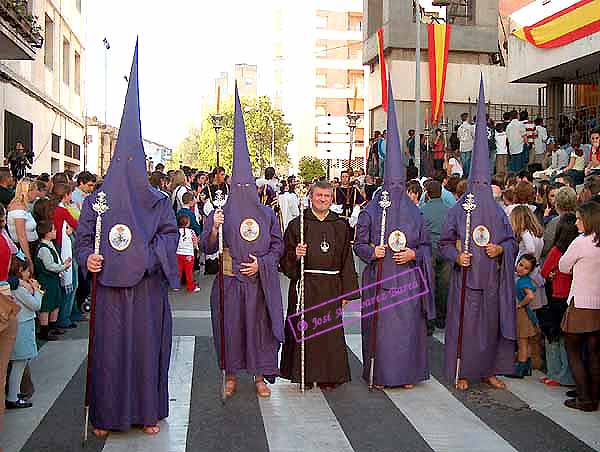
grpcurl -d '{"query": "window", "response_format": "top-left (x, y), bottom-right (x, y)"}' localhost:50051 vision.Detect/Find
top-left (315, 100), bottom-right (327, 116)
top-left (348, 42), bottom-right (362, 60)
top-left (74, 52), bottom-right (81, 94)
top-left (316, 70), bottom-right (327, 87)
top-left (4, 111), bottom-right (33, 162)
top-left (348, 14), bottom-right (362, 31)
top-left (315, 39), bottom-right (327, 58)
top-left (64, 140), bottom-right (80, 160)
top-left (44, 15), bottom-right (54, 69)
top-left (316, 14), bottom-right (328, 29)
top-left (63, 38), bottom-right (70, 85)
top-left (51, 134), bottom-right (60, 153)
top-left (76, 0), bottom-right (81, 12)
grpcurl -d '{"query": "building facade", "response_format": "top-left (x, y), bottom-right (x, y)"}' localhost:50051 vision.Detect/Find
top-left (1, 0), bottom-right (85, 175)
top-left (274, 0), bottom-right (368, 177)
top-left (234, 63), bottom-right (257, 98)
top-left (363, 0), bottom-right (540, 149)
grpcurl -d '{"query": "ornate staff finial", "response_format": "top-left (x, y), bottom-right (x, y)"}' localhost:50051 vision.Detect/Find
top-left (92, 191), bottom-right (109, 216)
top-left (462, 193), bottom-right (477, 214)
top-left (294, 178), bottom-right (309, 200)
top-left (214, 189), bottom-right (227, 209)
top-left (379, 190), bottom-right (391, 209)
top-left (461, 193), bottom-right (477, 255)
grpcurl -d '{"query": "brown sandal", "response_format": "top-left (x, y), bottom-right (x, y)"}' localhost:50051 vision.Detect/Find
top-left (255, 380), bottom-right (271, 398)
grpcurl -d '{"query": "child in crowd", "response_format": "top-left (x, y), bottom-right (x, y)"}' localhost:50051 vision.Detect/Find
top-left (6, 253), bottom-right (41, 409)
top-left (514, 254), bottom-right (539, 378)
top-left (176, 215), bottom-right (200, 293)
top-left (539, 213), bottom-right (578, 386)
top-left (34, 221), bottom-right (71, 341)
top-left (177, 191), bottom-right (202, 237)
top-left (446, 149), bottom-right (463, 177)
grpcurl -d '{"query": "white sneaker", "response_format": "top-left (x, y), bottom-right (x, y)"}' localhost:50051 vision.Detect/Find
top-left (192, 287), bottom-right (201, 293)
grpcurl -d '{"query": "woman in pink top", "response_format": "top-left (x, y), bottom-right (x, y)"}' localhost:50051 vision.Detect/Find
top-left (559, 201), bottom-right (600, 412)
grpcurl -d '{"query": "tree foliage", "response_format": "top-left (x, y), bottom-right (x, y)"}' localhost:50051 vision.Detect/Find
top-left (298, 156), bottom-right (325, 182)
top-left (170, 96), bottom-right (293, 175)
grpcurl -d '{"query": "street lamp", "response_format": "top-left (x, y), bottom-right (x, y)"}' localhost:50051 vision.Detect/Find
top-left (103, 38), bottom-right (110, 126)
top-left (210, 113), bottom-right (224, 167)
top-left (346, 111), bottom-right (361, 173)
top-left (244, 106), bottom-right (275, 167)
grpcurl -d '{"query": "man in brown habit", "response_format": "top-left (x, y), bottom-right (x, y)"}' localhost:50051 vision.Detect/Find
top-left (280, 180), bottom-right (359, 389)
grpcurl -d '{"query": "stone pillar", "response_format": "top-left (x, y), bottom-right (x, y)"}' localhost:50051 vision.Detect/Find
top-left (546, 78), bottom-right (564, 138)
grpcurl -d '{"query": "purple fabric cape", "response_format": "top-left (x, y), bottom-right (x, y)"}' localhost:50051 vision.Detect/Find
top-left (439, 77), bottom-right (517, 380)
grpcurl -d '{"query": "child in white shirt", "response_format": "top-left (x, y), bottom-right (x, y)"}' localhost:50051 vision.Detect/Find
top-left (176, 215), bottom-right (200, 293)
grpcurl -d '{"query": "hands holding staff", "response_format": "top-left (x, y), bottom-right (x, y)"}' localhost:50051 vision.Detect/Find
top-left (485, 244), bottom-right (503, 258)
top-left (373, 245), bottom-right (386, 259)
top-left (393, 249), bottom-right (416, 265)
top-left (457, 252), bottom-right (471, 268)
top-left (295, 243), bottom-right (307, 260)
top-left (212, 209), bottom-right (224, 232)
top-left (87, 254), bottom-right (103, 273)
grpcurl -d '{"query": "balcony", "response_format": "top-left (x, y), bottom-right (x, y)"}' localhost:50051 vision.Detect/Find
top-left (0, 0), bottom-right (43, 60)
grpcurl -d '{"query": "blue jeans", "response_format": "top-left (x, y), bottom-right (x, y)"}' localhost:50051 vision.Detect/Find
top-left (509, 152), bottom-right (526, 173)
top-left (545, 337), bottom-right (575, 385)
top-left (461, 151), bottom-right (471, 177)
top-left (379, 158), bottom-right (385, 178)
top-left (56, 289), bottom-right (76, 328)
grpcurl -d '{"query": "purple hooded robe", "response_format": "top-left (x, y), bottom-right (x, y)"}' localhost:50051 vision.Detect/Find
top-left (76, 42), bottom-right (179, 431)
top-left (354, 78), bottom-right (435, 386)
top-left (439, 77), bottom-right (517, 382)
top-left (200, 85), bottom-right (284, 376)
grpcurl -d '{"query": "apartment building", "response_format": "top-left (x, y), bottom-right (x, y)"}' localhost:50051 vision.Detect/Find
top-left (274, 0), bottom-right (367, 176)
top-left (1, 0), bottom-right (85, 175)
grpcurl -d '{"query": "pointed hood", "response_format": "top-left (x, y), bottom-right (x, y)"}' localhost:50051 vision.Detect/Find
top-left (363, 75), bottom-right (426, 292)
top-left (91, 40), bottom-right (166, 288)
top-left (222, 83), bottom-right (270, 264)
top-left (468, 76), bottom-right (491, 191)
top-left (447, 75), bottom-right (512, 291)
top-left (382, 77), bottom-right (406, 193)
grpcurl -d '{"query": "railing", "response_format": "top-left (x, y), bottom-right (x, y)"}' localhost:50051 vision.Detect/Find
top-left (0, 0), bottom-right (43, 48)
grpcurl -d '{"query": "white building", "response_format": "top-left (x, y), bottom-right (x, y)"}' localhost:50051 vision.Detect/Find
top-left (274, 0), bottom-right (368, 176)
top-left (1, 0), bottom-right (85, 175)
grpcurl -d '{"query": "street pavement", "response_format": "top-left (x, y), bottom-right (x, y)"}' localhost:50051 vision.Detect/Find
top-left (2, 266), bottom-right (600, 452)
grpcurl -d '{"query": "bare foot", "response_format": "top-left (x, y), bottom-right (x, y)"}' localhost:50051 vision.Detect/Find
top-left (255, 380), bottom-right (271, 398)
top-left (142, 425), bottom-right (160, 435)
top-left (402, 384), bottom-right (415, 389)
top-left (224, 377), bottom-right (237, 397)
top-left (373, 384), bottom-right (385, 390)
top-left (484, 376), bottom-right (506, 389)
top-left (93, 428), bottom-right (109, 438)
top-left (456, 378), bottom-right (469, 390)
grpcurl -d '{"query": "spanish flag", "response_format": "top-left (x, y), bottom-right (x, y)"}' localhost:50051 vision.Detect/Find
top-left (377, 28), bottom-right (388, 112)
top-left (512, 0), bottom-right (600, 48)
top-left (427, 23), bottom-right (451, 124)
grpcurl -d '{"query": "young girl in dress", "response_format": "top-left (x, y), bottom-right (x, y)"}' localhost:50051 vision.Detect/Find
top-left (176, 215), bottom-right (200, 293)
top-left (514, 254), bottom-right (539, 378)
top-left (6, 253), bottom-right (42, 409)
top-left (34, 221), bottom-right (71, 341)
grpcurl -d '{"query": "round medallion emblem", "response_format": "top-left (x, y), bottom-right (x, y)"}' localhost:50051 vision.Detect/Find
top-left (388, 230), bottom-right (407, 252)
top-left (240, 218), bottom-right (260, 242)
top-left (472, 225), bottom-right (491, 247)
top-left (109, 224), bottom-right (132, 251)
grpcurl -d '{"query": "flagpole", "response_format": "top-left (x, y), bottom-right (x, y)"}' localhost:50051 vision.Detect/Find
top-left (415, 0), bottom-right (422, 174)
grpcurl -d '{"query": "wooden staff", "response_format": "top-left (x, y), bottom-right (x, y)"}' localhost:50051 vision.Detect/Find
top-left (83, 192), bottom-right (109, 443)
top-left (294, 180), bottom-right (309, 393)
top-left (369, 190), bottom-right (391, 390)
top-left (214, 190), bottom-right (227, 403)
top-left (455, 193), bottom-right (477, 387)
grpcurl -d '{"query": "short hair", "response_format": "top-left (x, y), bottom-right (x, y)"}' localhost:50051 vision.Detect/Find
top-left (52, 172), bottom-right (69, 185)
top-left (456, 179), bottom-right (468, 199)
top-left (212, 166), bottom-right (226, 176)
top-left (460, 113), bottom-right (469, 121)
top-left (0, 167), bottom-right (11, 184)
top-left (37, 173), bottom-right (50, 183)
top-left (310, 180), bottom-right (333, 195)
top-left (446, 175), bottom-right (461, 194)
top-left (519, 110), bottom-right (529, 121)
top-left (534, 117), bottom-right (543, 126)
top-left (406, 180), bottom-right (422, 198)
top-left (36, 220), bottom-right (54, 237)
top-left (556, 174), bottom-right (574, 188)
top-left (425, 180), bottom-right (442, 198)
top-left (554, 186), bottom-right (577, 212)
top-left (406, 165), bottom-right (418, 180)
top-left (510, 109), bottom-right (519, 120)
top-left (518, 253), bottom-right (537, 270)
top-left (264, 167), bottom-right (275, 179)
top-left (155, 163), bottom-right (165, 171)
top-left (491, 174), bottom-right (505, 190)
top-left (77, 171), bottom-right (96, 185)
top-left (182, 191), bottom-right (195, 205)
top-left (518, 170), bottom-right (533, 182)
top-left (149, 171), bottom-right (166, 189)
top-left (514, 181), bottom-right (535, 204)
top-left (584, 174), bottom-right (600, 196)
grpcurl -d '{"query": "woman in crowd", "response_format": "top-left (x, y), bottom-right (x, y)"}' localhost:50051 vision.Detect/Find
top-left (543, 184), bottom-right (560, 225)
top-left (559, 201), bottom-right (600, 412)
top-left (432, 128), bottom-right (445, 170)
top-left (7, 178), bottom-right (38, 265)
top-left (555, 141), bottom-right (585, 187)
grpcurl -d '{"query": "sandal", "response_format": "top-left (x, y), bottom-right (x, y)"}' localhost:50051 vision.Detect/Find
top-left (456, 379), bottom-right (469, 391)
top-left (255, 380), bottom-right (271, 398)
top-left (93, 428), bottom-right (109, 438)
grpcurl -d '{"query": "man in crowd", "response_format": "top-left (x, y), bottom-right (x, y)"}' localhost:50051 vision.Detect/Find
top-left (439, 79), bottom-right (517, 391)
top-left (0, 168), bottom-right (15, 208)
top-left (72, 171), bottom-right (97, 211)
top-left (280, 179), bottom-right (358, 389)
top-left (378, 130), bottom-right (387, 178)
top-left (421, 180), bottom-right (451, 330)
top-left (507, 109), bottom-right (527, 173)
top-left (332, 170), bottom-right (364, 235)
top-left (201, 87), bottom-right (284, 398)
top-left (419, 170), bottom-right (457, 208)
top-left (6, 142), bottom-right (33, 181)
top-left (533, 117), bottom-right (548, 167)
top-left (367, 131), bottom-right (381, 177)
top-left (457, 113), bottom-right (475, 177)
top-left (201, 166), bottom-right (229, 275)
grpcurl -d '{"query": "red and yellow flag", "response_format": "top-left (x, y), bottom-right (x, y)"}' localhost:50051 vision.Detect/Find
top-left (427, 23), bottom-right (451, 124)
top-left (377, 28), bottom-right (388, 112)
top-left (512, 0), bottom-right (600, 48)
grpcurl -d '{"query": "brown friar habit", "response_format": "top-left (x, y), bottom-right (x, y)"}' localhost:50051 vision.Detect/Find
top-left (280, 208), bottom-right (359, 384)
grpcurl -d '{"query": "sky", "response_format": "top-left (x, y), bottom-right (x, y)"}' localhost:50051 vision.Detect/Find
top-left (85, 0), bottom-right (276, 149)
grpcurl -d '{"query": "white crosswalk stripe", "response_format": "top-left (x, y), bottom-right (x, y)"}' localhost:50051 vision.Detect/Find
top-left (345, 334), bottom-right (519, 452)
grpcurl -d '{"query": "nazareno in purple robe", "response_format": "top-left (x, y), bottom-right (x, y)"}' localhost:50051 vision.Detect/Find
top-left (199, 84), bottom-right (284, 377)
top-left (353, 77), bottom-right (435, 386)
top-left (438, 77), bottom-right (517, 382)
top-left (75, 42), bottom-right (180, 431)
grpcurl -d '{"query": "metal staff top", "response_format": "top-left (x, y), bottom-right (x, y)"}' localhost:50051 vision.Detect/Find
top-left (378, 190), bottom-right (391, 247)
top-left (461, 193), bottom-right (477, 254)
top-left (92, 192), bottom-right (110, 255)
top-left (214, 190), bottom-right (227, 254)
